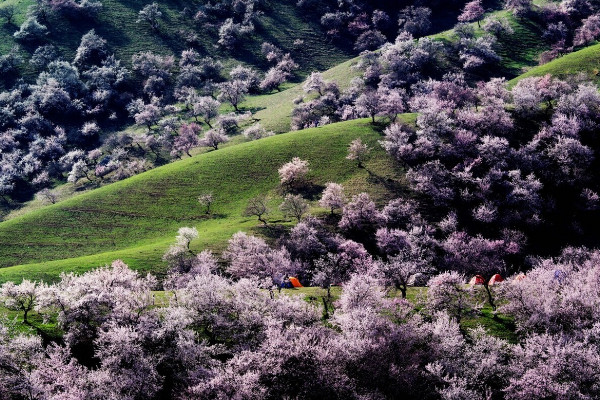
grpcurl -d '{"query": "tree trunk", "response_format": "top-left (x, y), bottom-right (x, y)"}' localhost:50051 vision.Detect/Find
top-left (395, 281), bottom-right (407, 299)
top-left (322, 296), bottom-right (329, 319)
top-left (483, 283), bottom-right (497, 313)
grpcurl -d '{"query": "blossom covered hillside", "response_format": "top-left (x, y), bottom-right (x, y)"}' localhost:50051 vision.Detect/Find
top-left (2, 0), bottom-right (600, 398)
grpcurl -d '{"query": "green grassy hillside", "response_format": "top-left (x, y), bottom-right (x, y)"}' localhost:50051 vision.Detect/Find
top-left (249, 7), bottom-right (550, 133)
top-left (244, 56), bottom-right (363, 132)
top-left (0, 116), bottom-right (414, 284)
top-left (431, 9), bottom-right (548, 78)
top-left (0, 0), bottom-right (353, 77)
top-left (509, 43), bottom-right (600, 86)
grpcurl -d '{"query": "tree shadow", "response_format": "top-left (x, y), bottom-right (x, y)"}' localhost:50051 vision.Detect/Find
top-left (73, 181), bottom-right (101, 192)
top-left (281, 182), bottom-right (325, 201)
top-left (250, 223), bottom-right (288, 240)
top-left (190, 213), bottom-right (228, 221)
top-left (365, 168), bottom-right (406, 194)
top-left (240, 106), bottom-right (266, 114)
top-left (25, 320), bottom-right (63, 347)
top-left (321, 212), bottom-right (341, 226)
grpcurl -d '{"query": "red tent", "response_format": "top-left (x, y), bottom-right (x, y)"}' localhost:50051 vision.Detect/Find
top-left (469, 275), bottom-right (485, 285)
top-left (289, 277), bottom-right (303, 288)
top-left (488, 274), bottom-right (504, 285)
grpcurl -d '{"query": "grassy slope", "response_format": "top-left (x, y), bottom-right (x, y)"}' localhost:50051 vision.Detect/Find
top-left (0, 0), bottom-right (353, 76)
top-left (243, 56), bottom-right (363, 133)
top-left (432, 10), bottom-right (548, 79)
top-left (0, 54), bottom-right (364, 221)
top-left (0, 117), bottom-right (414, 284)
top-left (508, 42), bottom-right (600, 86)
top-left (250, 7), bottom-right (550, 133)
top-left (495, 12), bottom-right (548, 76)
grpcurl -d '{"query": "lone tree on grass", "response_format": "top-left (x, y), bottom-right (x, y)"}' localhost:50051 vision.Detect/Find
top-left (137, 3), bottom-right (162, 32)
top-left (379, 254), bottom-right (425, 299)
top-left (278, 157), bottom-right (309, 190)
top-left (198, 193), bottom-right (214, 214)
top-left (218, 80), bottom-right (248, 112)
top-left (192, 97), bottom-right (220, 128)
top-left (173, 123), bottom-right (201, 157)
top-left (38, 188), bottom-right (58, 204)
top-left (346, 138), bottom-right (370, 168)
top-left (200, 129), bottom-right (229, 150)
top-left (0, 280), bottom-right (39, 325)
top-left (319, 182), bottom-right (346, 215)
top-left (458, 0), bottom-right (485, 27)
top-left (244, 195), bottom-right (270, 225)
top-left (280, 194), bottom-right (309, 222)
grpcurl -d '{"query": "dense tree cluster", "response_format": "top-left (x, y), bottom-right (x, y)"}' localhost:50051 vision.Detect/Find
top-left (2, 0), bottom-right (600, 396)
top-left (192, 0), bottom-right (262, 49)
top-left (531, 0), bottom-right (600, 62)
top-left (7, 0), bottom-right (600, 207)
top-left (1, 242), bottom-right (600, 398)
top-left (0, 21), bottom-right (304, 205)
top-left (0, 29), bottom-right (132, 201)
top-left (297, 0), bottom-right (478, 50)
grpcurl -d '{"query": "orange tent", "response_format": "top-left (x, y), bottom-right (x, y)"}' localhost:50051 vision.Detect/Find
top-left (488, 274), bottom-right (504, 285)
top-left (469, 275), bottom-right (485, 285)
top-left (289, 277), bottom-right (303, 288)
top-left (514, 273), bottom-right (526, 282)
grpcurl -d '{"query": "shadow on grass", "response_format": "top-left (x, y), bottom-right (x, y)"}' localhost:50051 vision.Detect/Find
top-left (241, 105), bottom-right (267, 114)
top-left (365, 168), bottom-right (406, 194)
top-left (249, 223), bottom-right (288, 240)
top-left (190, 213), bottom-right (228, 221)
top-left (279, 183), bottom-right (326, 201)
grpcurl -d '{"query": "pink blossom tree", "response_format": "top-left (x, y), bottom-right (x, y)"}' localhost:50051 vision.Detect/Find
top-left (192, 96), bottom-right (220, 128)
top-left (217, 80), bottom-right (248, 111)
top-left (319, 182), bottom-right (346, 214)
top-left (339, 192), bottom-right (382, 231)
top-left (458, 0), bottom-right (485, 27)
top-left (346, 138), bottom-right (370, 168)
top-left (224, 231), bottom-right (298, 285)
top-left (574, 14), bottom-right (600, 46)
top-left (427, 271), bottom-right (475, 321)
top-left (172, 122), bottom-right (201, 157)
top-left (0, 280), bottom-right (40, 324)
top-left (278, 157), bottom-right (309, 189)
top-left (200, 128), bottom-right (229, 150)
